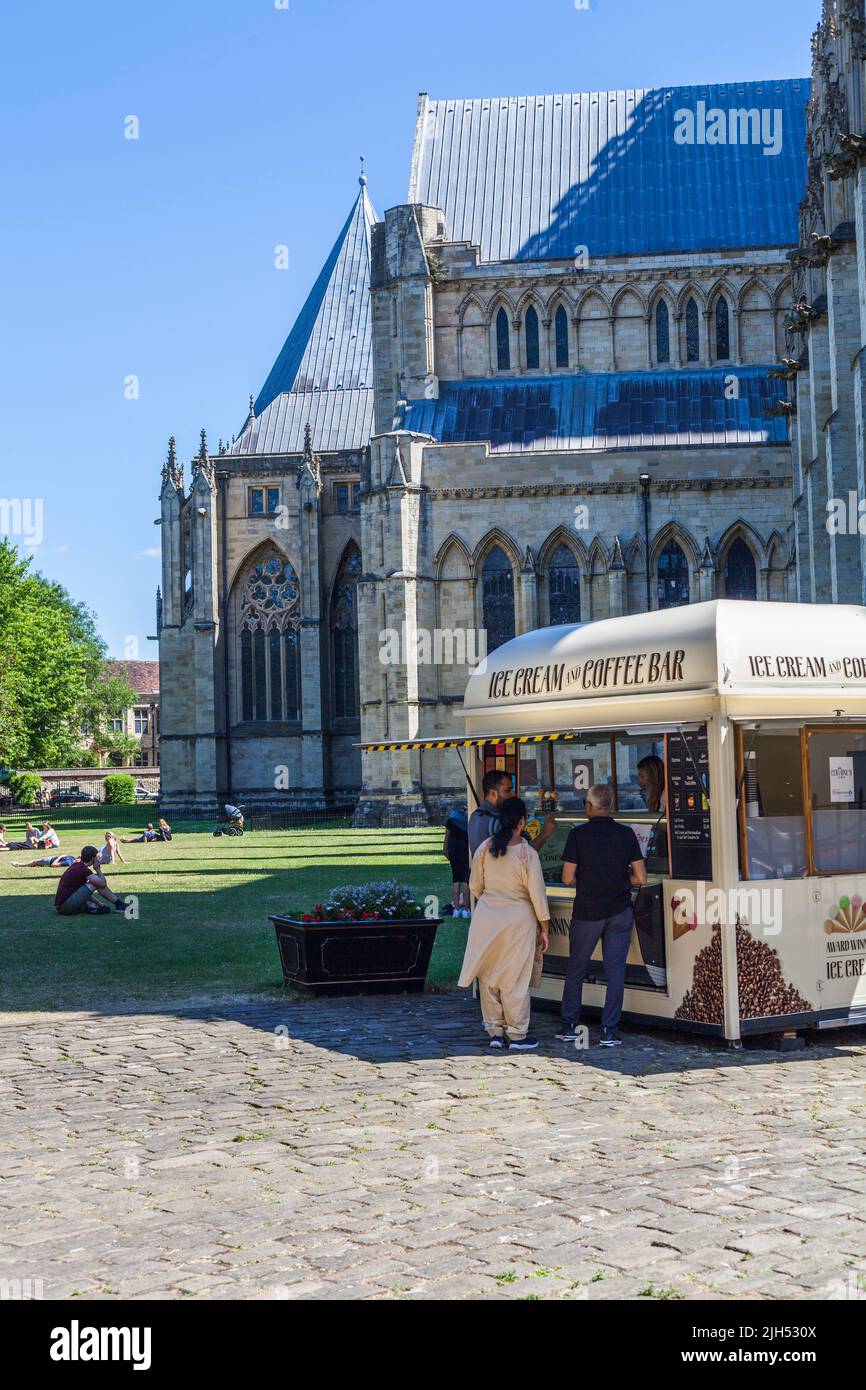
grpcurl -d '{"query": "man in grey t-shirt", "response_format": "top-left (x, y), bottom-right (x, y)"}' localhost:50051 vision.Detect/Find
top-left (468, 771), bottom-right (555, 857)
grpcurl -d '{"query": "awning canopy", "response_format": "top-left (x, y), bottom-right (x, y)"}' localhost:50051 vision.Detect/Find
top-left (360, 731), bottom-right (579, 754)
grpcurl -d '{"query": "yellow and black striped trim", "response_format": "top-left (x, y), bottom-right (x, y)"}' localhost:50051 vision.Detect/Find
top-left (360, 731), bottom-right (578, 754)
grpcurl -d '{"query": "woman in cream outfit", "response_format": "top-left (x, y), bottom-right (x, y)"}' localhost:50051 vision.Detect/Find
top-left (459, 797), bottom-right (551, 1051)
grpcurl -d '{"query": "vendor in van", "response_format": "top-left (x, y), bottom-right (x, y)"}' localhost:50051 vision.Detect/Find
top-left (637, 755), bottom-right (666, 814)
top-left (638, 754), bottom-right (668, 866)
top-left (557, 784), bottom-right (647, 1048)
top-left (468, 771), bottom-right (557, 858)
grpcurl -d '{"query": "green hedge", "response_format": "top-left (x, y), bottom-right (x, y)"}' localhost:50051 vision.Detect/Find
top-left (103, 773), bottom-right (136, 805)
top-left (8, 772), bottom-right (43, 805)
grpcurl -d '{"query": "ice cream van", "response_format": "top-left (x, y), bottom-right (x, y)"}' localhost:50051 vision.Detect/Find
top-left (364, 600), bottom-right (866, 1044)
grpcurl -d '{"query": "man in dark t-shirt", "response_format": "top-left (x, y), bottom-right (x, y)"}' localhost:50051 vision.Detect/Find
top-left (558, 784), bottom-right (647, 1047)
top-left (55, 847), bottom-right (128, 916)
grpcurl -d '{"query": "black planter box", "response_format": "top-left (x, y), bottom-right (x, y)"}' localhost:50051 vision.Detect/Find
top-left (270, 915), bottom-right (442, 995)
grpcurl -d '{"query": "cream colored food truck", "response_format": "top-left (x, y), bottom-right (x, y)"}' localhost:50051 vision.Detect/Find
top-left (366, 600), bottom-right (866, 1044)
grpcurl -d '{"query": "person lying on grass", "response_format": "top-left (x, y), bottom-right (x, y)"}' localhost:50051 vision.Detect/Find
top-left (15, 834), bottom-right (124, 870)
top-left (54, 846), bottom-right (130, 917)
top-left (120, 818), bottom-right (171, 844)
top-left (12, 852), bottom-right (77, 869)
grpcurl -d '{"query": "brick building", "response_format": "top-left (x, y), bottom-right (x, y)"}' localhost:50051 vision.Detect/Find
top-left (103, 660), bottom-right (160, 768)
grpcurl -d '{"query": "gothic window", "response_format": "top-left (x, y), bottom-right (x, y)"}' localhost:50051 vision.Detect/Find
top-left (482, 546), bottom-right (515, 652)
top-left (496, 308), bottom-right (510, 370)
top-left (685, 297), bottom-right (700, 363)
top-left (555, 305), bottom-right (569, 368)
top-left (238, 548), bottom-right (301, 722)
top-left (724, 538), bottom-right (757, 600)
top-left (548, 544), bottom-right (581, 625)
top-left (715, 296), bottom-right (731, 360)
top-left (658, 540), bottom-right (690, 609)
top-left (331, 543), bottom-right (361, 722)
top-left (655, 300), bottom-right (670, 364)
top-left (525, 305), bottom-right (540, 369)
top-left (182, 508), bottom-right (194, 614)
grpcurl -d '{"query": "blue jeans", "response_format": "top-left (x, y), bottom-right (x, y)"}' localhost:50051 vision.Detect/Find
top-left (561, 909), bottom-right (634, 1032)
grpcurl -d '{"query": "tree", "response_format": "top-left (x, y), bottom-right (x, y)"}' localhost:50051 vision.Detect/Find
top-left (0, 539), bottom-right (137, 768)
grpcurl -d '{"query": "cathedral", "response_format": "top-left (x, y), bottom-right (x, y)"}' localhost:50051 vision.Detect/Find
top-left (158, 4), bottom-right (866, 820)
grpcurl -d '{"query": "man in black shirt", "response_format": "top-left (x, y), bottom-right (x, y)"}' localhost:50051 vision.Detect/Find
top-left (558, 784), bottom-right (647, 1047)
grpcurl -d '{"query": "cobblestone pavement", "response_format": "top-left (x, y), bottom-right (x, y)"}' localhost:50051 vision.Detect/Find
top-left (1, 993), bottom-right (865, 1301)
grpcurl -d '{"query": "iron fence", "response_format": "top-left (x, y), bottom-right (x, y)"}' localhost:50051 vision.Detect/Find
top-left (0, 802), bottom-right (447, 832)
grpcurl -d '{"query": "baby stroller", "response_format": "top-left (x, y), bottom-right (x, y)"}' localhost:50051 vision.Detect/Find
top-left (213, 803), bottom-right (245, 837)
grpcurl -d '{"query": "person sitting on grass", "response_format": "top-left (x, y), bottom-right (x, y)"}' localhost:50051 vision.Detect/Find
top-left (12, 852), bottom-right (77, 869)
top-left (54, 847), bottom-right (129, 917)
top-left (121, 822), bottom-right (158, 844)
top-left (96, 831), bottom-right (125, 865)
top-left (0, 825), bottom-right (8, 851)
top-left (3, 821), bottom-right (40, 851)
top-left (121, 818), bottom-right (171, 844)
top-left (37, 821), bottom-right (60, 849)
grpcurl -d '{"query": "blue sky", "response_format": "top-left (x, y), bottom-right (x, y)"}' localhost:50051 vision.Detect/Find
top-left (0, 0), bottom-right (817, 657)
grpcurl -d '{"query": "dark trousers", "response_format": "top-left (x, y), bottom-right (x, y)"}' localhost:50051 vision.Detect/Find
top-left (561, 909), bottom-right (634, 1031)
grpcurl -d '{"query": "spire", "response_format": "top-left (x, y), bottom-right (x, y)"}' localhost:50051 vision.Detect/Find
top-left (298, 422), bottom-right (322, 494)
top-left (359, 154), bottom-right (367, 187)
top-left (611, 535), bottom-right (626, 570)
top-left (701, 537), bottom-right (715, 570)
top-left (155, 586), bottom-right (163, 635)
top-left (247, 394), bottom-right (255, 426)
top-left (161, 435), bottom-right (183, 493)
top-left (192, 428), bottom-right (215, 488)
top-left (251, 179), bottom-right (378, 417)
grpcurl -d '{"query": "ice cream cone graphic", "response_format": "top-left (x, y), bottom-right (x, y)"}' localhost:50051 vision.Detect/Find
top-left (824, 902), bottom-right (851, 934)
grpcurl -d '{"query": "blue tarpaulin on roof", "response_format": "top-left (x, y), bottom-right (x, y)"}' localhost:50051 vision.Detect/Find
top-left (411, 82), bottom-right (808, 262)
top-left (398, 369), bottom-right (788, 452)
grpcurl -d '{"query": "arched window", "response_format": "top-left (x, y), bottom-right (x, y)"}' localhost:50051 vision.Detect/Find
top-left (331, 544), bottom-right (361, 721)
top-left (525, 305), bottom-right (540, 369)
top-left (239, 548), bottom-right (301, 722)
top-left (482, 546), bottom-right (515, 652)
top-left (555, 305), bottom-right (569, 368)
top-left (548, 544), bottom-right (581, 625)
top-left (715, 297), bottom-right (731, 360)
top-left (685, 298), bottom-right (700, 363)
top-left (655, 300), bottom-right (670, 364)
top-left (182, 508), bottom-right (194, 614)
top-left (724, 538), bottom-right (757, 600)
top-left (658, 540), bottom-right (690, 609)
top-left (496, 308), bottom-right (510, 370)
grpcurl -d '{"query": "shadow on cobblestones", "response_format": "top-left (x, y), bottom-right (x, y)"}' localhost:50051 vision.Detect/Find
top-left (3, 992), bottom-right (866, 1301)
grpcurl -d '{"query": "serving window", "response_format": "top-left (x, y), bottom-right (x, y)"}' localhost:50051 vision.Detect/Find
top-left (806, 728), bottom-right (866, 875)
top-left (495, 731), bottom-right (671, 882)
top-left (736, 724), bottom-right (866, 880)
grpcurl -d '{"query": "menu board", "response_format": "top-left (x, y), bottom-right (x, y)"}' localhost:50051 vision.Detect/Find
top-left (667, 725), bottom-right (713, 881)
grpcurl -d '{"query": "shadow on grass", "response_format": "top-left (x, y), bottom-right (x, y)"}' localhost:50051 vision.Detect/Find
top-left (0, 865), bottom-right (465, 1016)
top-left (3, 873), bottom-right (865, 1076)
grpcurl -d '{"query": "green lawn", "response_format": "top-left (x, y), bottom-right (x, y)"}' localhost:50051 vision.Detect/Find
top-left (0, 811), bottom-right (463, 1012)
